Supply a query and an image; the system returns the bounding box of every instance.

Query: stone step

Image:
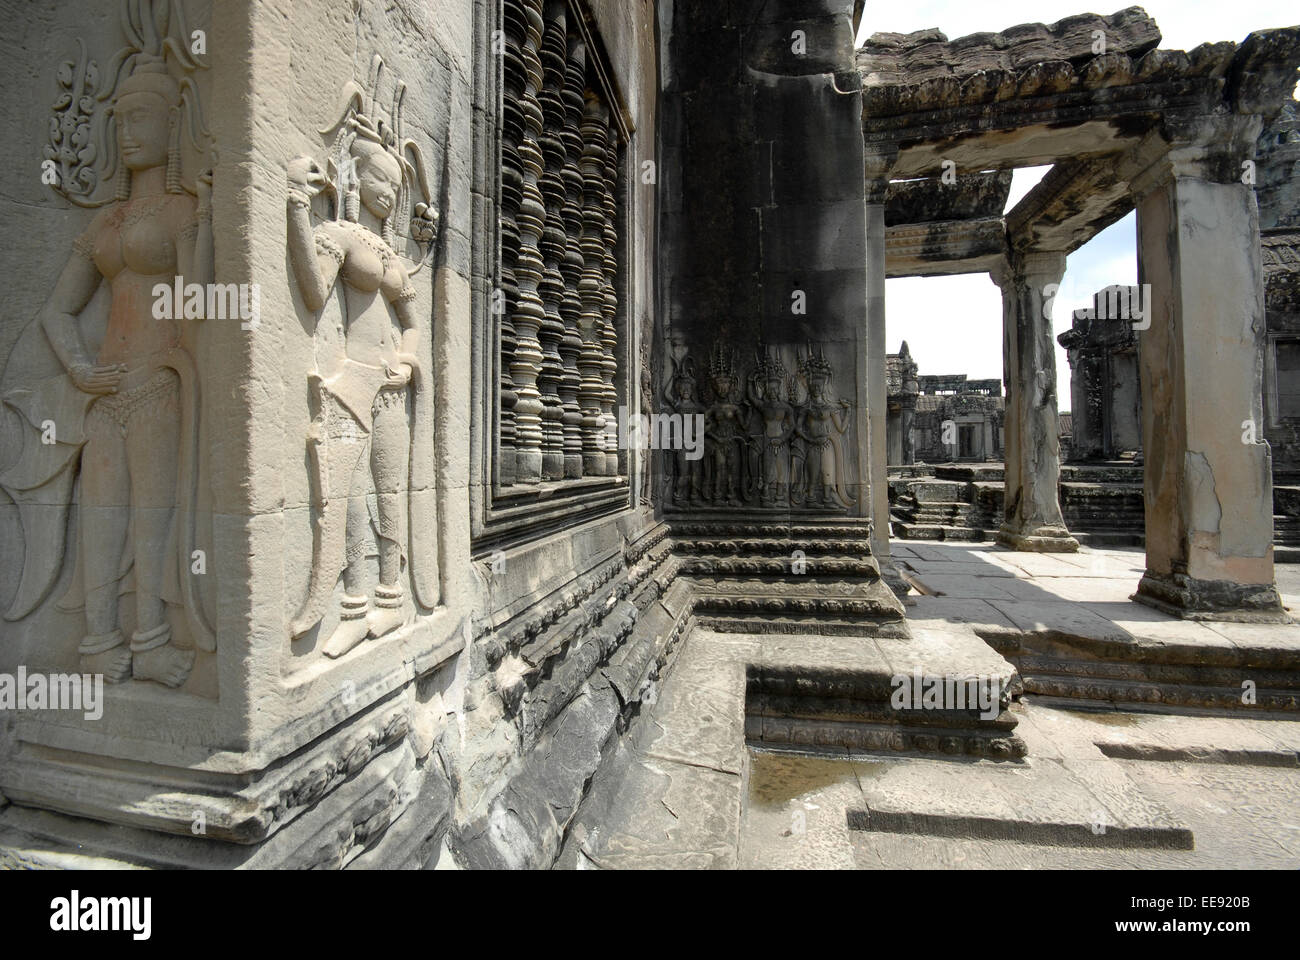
[891,521,989,542]
[1274,485,1300,515]
[845,756,1192,849]
[908,480,968,502]
[934,465,1005,482]
[687,580,909,638]
[896,503,980,524]
[744,627,1025,760]
[981,628,1300,715]
[1059,464,1144,483]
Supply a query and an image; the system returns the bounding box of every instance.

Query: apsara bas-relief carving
[661,353,705,505]
[1,0,214,689]
[661,341,858,512]
[44,0,208,209]
[286,55,441,659]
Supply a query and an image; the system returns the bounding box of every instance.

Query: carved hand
[197,149,216,209]
[70,362,126,395]
[384,362,413,387]
[287,156,328,200]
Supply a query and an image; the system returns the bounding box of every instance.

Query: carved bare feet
[366,585,404,638]
[366,608,403,638]
[323,595,370,659]
[80,644,133,684]
[132,645,195,688]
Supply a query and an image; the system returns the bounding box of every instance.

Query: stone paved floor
[894,542,1300,648]
[557,544,1300,870]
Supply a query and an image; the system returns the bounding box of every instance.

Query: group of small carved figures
[659,343,857,510]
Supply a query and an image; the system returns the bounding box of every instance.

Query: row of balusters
[500,0,622,486]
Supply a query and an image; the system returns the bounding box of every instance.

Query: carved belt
[91,369,178,431]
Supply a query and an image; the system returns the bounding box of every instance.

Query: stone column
[1130,146,1287,621]
[865,152,895,564]
[993,253,1078,552]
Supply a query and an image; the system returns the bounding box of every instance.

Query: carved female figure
[1,56,214,687]
[662,354,704,505]
[793,345,855,509]
[286,69,438,659]
[703,344,749,506]
[747,348,794,506]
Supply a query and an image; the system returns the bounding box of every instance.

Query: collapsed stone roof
[884,169,1012,226]
[858,5,1300,168]
[860,6,1161,90]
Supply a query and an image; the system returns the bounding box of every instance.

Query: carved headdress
[47,0,209,206]
[798,342,834,386]
[708,343,736,380]
[753,343,788,383]
[320,55,438,259]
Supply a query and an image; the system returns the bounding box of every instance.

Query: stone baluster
[578,90,609,476]
[498,0,527,486]
[600,116,620,477]
[558,32,586,479]
[509,0,547,484]
[537,0,568,481]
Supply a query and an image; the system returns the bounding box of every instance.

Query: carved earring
[165,109,182,194]
[114,164,131,202]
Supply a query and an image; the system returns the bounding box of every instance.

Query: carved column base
[1134,571,1291,624]
[996,524,1079,553]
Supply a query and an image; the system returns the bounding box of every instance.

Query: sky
[860,1,1300,411]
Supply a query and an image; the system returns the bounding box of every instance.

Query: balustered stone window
[1275,338,1300,420]
[497,0,627,505]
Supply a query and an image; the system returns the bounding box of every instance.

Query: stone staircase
[1275,485,1300,564]
[891,473,995,541]
[669,518,910,637]
[1058,464,1145,547]
[890,463,1296,560]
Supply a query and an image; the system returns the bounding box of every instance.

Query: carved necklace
[345,221,396,268]
[111,195,177,231]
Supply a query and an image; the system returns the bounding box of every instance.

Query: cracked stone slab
[849,754,1192,849]
[909,574,1022,600]
[905,596,1018,631]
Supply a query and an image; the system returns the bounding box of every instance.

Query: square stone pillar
[866,151,905,594]
[993,253,1078,552]
[1130,148,1288,621]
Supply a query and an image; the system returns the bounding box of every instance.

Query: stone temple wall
[0,0,664,870]
[658,0,872,516]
